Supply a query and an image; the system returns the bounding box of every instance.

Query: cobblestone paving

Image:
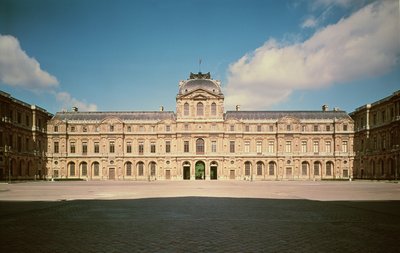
[1,181,399,252]
[1,197,399,252]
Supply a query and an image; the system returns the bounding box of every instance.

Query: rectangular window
[325,141,331,153]
[54,141,59,153]
[184,141,189,153]
[166,141,171,153]
[285,141,291,153]
[257,163,263,176]
[326,125,330,131]
[343,124,348,131]
[127,142,132,153]
[230,125,235,131]
[256,141,262,153]
[302,125,306,132]
[286,125,291,131]
[230,141,235,153]
[313,141,319,153]
[127,126,131,132]
[257,125,262,132]
[139,142,144,155]
[71,126,75,132]
[314,125,318,132]
[70,142,76,153]
[245,125,250,132]
[109,141,115,153]
[110,125,114,132]
[17,136,22,152]
[82,141,88,154]
[54,126,58,132]
[301,141,307,153]
[244,141,250,153]
[342,141,348,153]
[150,142,156,153]
[268,141,274,153]
[94,142,99,153]
[269,125,274,132]
[166,125,171,132]
[211,141,217,153]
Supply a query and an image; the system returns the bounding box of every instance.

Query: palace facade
[45,72,354,181]
[0,91,52,181]
[350,91,400,179]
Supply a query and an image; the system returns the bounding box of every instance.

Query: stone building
[350,90,400,179]
[0,91,52,180]
[45,72,354,180]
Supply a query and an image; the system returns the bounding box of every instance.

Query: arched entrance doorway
[210,161,218,180]
[195,161,205,180]
[183,161,190,180]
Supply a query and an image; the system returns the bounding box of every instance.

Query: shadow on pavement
[1,197,399,252]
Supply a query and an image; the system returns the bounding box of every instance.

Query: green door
[195,162,205,180]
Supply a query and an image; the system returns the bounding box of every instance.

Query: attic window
[185,89,188,92]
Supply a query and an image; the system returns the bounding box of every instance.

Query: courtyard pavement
[0,180,399,252]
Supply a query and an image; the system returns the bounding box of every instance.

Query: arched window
[69,162,75,176]
[137,162,144,176]
[92,162,99,176]
[197,102,204,116]
[196,138,205,154]
[245,161,251,176]
[184,103,189,116]
[268,161,276,176]
[326,161,333,176]
[150,162,156,177]
[302,161,309,176]
[80,162,87,176]
[126,162,132,176]
[211,102,217,116]
[256,161,264,176]
[314,161,320,176]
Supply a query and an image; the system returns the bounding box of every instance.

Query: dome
[178,72,222,95]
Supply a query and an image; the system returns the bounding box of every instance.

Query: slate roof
[52,111,176,121]
[225,111,352,120]
[178,79,222,95]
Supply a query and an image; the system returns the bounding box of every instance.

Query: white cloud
[301,17,318,28]
[225,1,399,110]
[0,34,98,112]
[55,91,98,111]
[0,34,59,89]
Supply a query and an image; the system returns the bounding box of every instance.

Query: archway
[183,161,190,180]
[195,161,205,180]
[210,161,218,180]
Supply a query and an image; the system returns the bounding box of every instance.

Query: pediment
[178,89,222,100]
[101,116,123,124]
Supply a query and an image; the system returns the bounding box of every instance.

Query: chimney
[236,105,240,111]
[72,107,78,112]
[159,106,164,112]
[322,105,328,112]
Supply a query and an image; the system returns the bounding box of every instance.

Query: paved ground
[0,181,399,252]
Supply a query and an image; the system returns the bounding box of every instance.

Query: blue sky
[0,0,398,114]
